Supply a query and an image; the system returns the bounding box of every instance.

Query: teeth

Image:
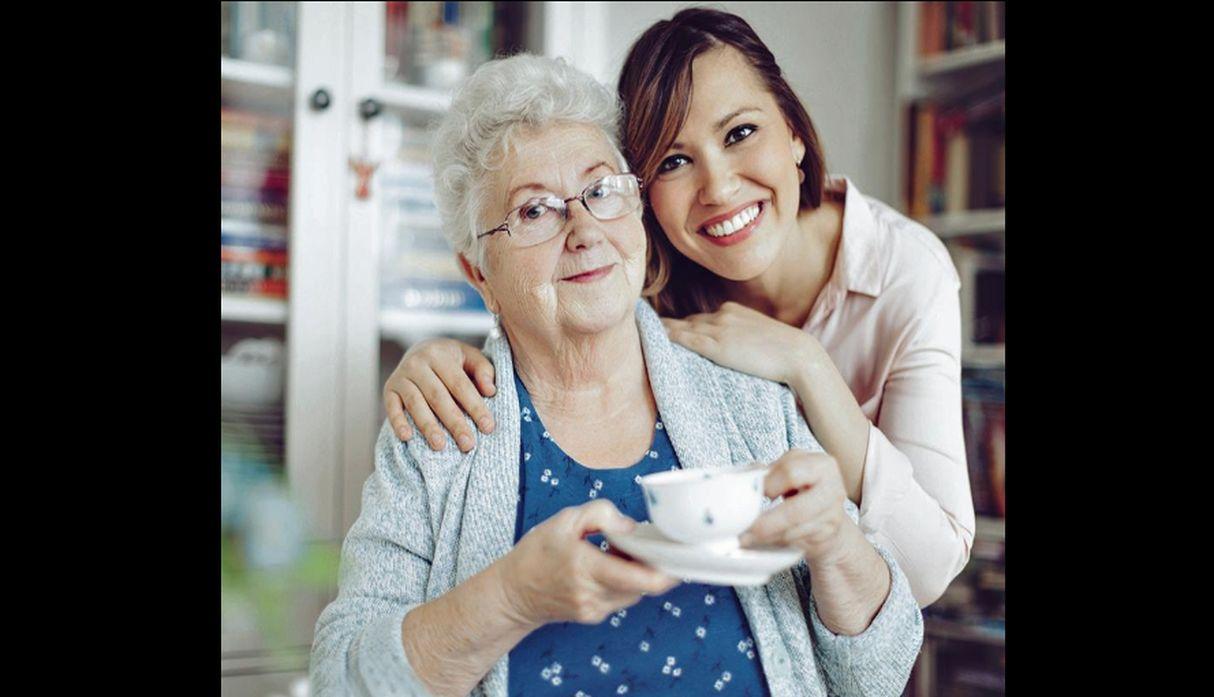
[704,204,760,237]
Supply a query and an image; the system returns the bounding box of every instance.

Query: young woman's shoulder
[863,195,961,301]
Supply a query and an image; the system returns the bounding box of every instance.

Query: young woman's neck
[725,198,844,327]
[507,315,652,423]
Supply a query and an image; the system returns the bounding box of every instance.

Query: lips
[696,201,766,247]
[560,264,615,283]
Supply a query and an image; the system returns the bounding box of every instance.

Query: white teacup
[638,465,769,551]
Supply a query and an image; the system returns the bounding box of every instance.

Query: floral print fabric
[508,373,769,696]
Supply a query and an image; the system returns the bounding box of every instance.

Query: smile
[560,264,615,283]
[697,201,765,246]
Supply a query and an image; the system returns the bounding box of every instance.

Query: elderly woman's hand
[739,449,850,566]
[383,338,497,452]
[742,450,893,635]
[499,500,680,627]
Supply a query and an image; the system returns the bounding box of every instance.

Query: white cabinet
[221,2,607,687]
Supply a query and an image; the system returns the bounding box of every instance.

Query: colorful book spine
[221,246,289,267]
[221,200,288,225]
[919,1,1004,56]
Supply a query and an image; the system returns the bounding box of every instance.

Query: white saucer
[604,523,803,587]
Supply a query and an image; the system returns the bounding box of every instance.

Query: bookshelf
[895,4,1005,696]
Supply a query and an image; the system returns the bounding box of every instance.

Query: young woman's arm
[383,339,498,452]
[663,286,973,607]
[661,302,870,496]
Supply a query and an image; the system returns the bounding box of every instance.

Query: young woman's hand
[740,449,850,566]
[498,500,680,628]
[382,338,497,452]
[661,301,822,387]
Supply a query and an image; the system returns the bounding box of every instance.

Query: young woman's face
[646,45,806,282]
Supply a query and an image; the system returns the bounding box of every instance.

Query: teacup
[638,464,769,551]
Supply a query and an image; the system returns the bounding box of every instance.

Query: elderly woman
[310,54,922,697]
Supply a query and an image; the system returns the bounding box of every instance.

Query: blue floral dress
[507,373,770,696]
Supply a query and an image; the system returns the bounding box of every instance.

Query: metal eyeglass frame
[476,173,644,245]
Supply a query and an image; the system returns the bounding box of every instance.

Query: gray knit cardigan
[311,300,923,696]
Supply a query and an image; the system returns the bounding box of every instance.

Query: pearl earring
[488,312,502,340]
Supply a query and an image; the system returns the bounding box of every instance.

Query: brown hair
[618,7,828,318]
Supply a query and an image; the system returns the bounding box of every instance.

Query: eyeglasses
[477,173,644,248]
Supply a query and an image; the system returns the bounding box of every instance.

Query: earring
[488,312,502,340]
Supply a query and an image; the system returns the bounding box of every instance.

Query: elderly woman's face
[474,122,647,339]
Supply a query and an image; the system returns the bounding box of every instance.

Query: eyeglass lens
[509,175,639,245]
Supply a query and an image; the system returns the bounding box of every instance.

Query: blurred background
[219,2,1004,695]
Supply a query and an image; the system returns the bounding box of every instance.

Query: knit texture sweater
[310,300,923,696]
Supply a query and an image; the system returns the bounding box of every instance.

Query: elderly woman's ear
[458,253,500,315]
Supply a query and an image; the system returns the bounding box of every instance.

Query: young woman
[381,8,974,607]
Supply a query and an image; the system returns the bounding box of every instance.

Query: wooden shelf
[920,40,1005,78]
[922,208,1004,238]
[222,295,288,324]
[380,308,494,344]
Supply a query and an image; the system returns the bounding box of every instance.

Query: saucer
[604,523,803,587]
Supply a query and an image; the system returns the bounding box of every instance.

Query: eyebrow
[668,107,762,151]
[505,161,614,206]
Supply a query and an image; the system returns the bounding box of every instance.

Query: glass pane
[222,1,298,67]
[378,111,486,315]
[222,1,317,657]
[384,2,530,89]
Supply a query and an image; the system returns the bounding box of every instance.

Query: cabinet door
[283,1,350,543]
[222,0,347,660]
[336,3,613,535]
[340,2,542,535]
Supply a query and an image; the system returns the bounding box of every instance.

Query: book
[221,147,292,171]
[939,107,969,215]
[221,199,288,225]
[221,233,288,252]
[221,125,292,153]
[961,369,1005,518]
[950,2,977,50]
[221,185,290,206]
[381,277,486,313]
[919,1,1003,57]
[221,278,288,299]
[221,246,289,267]
[222,166,291,192]
[911,103,937,218]
[944,129,970,215]
[221,108,292,131]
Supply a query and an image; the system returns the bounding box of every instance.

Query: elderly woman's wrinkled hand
[739,450,850,566]
[499,500,680,628]
[383,337,498,452]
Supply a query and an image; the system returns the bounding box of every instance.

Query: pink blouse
[805,177,975,607]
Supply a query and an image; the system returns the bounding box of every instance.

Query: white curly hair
[431,53,628,265]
